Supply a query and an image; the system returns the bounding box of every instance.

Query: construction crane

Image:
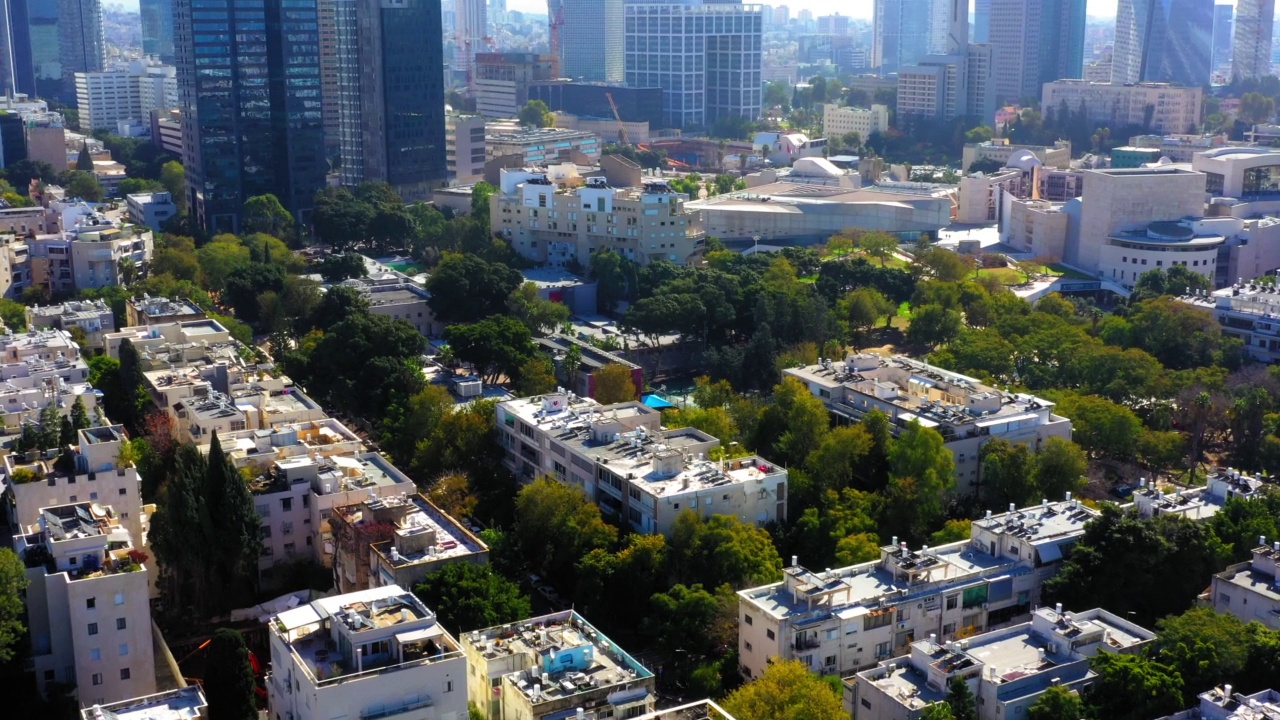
[605,92,630,147]
[549,1,565,78]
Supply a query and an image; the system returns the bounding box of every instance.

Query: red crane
[549,1,565,78]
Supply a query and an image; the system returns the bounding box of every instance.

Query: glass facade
[1242,165,1280,197]
[1115,0,1213,86]
[141,0,176,63]
[872,0,936,74]
[177,0,325,233]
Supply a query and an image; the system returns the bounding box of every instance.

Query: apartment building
[493,168,704,267]
[783,355,1072,492]
[267,586,468,720]
[1130,469,1264,520]
[125,296,206,327]
[75,59,178,133]
[1209,538,1280,631]
[447,114,487,185]
[344,275,442,337]
[461,610,656,720]
[1040,81,1203,134]
[849,606,1154,720]
[212,419,416,586]
[1183,283,1280,362]
[0,328,99,432]
[81,686,208,720]
[15,502,156,705]
[822,104,891,140]
[486,126,602,166]
[26,299,116,349]
[330,492,488,594]
[0,205,60,235]
[495,392,788,537]
[24,212,153,296]
[1163,686,1280,720]
[474,53,557,120]
[737,497,1099,680]
[125,192,179,232]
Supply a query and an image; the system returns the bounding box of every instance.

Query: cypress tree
[76,142,93,172]
[70,396,90,431]
[206,432,263,608]
[203,629,258,720]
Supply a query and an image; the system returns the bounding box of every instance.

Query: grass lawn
[1045,263,1095,280]
[978,267,1027,286]
[896,302,913,319]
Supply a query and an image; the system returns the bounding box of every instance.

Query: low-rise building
[462,610,656,720]
[267,586,468,720]
[486,126,602,166]
[1041,81,1203,134]
[496,392,788,536]
[330,492,488,594]
[521,267,597,316]
[1160,686,1280,720]
[340,277,441,337]
[15,501,156,705]
[26,299,116,349]
[25,211,153,295]
[1182,282,1280,363]
[753,131,829,166]
[125,296,206,326]
[822,104,891,140]
[849,606,1154,720]
[0,327,100,431]
[784,355,1072,491]
[1209,538,1280,631]
[961,139,1072,172]
[1130,469,1264,520]
[125,192,178,232]
[1131,132,1232,163]
[447,114,487,185]
[737,498,1099,680]
[534,334,641,400]
[80,686,208,720]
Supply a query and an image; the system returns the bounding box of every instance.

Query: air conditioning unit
[897,622,909,630]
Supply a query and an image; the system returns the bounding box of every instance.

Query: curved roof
[1006,150,1042,171]
[792,157,843,177]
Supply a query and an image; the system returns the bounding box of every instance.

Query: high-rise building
[140,0,175,63]
[58,0,106,102]
[1112,0,1214,86]
[1233,0,1275,80]
[895,0,993,121]
[337,0,447,201]
[11,0,103,101]
[773,5,789,26]
[1213,4,1234,69]
[176,0,326,233]
[551,0,624,83]
[474,52,556,119]
[0,2,15,96]
[973,0,990,42]
[75,58,177,133]
[317,0,340,160]
[454,0,486,84]
[873,0,941,74]
[490,0,506,25]
[624,0,763,129]
[989,0,1086,105]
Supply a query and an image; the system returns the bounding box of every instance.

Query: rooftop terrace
[82,687,206,720]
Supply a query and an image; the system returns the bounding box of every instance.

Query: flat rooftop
[366,494,488,566]
[972,499,1100,547]
[1217,564,1280,602]
[82,687,206,720]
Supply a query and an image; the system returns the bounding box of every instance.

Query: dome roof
[1006,150,1042,171]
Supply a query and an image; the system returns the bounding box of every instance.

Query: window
[445,681,454,693]
[862,699,872,710]
[1218,593,1232,606]
[945,594,959,610]
[744,641,752,652]
[875,641,890,657]
[767,629,775,640]
[116,618,127,630]
[282,521,293,536]
[823,654,836,668]
[625,707,646,719]
[86,597,96,609]
[744,614,753,625]
[120,668,131,680]
[119,487,127,496]
[281,497,292,512]
[88,623,99,636]
[92,673,103,686]
[119,644,129,656]
[284,542,296,556]
[90,648,101,661]
[826,628,838,640]
[943,622,957,635]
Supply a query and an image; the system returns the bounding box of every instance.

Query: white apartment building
[783,355,1072,492]
[1130,469,1264,521]
[493,168,705,267]
[1209,539,1280,631]
[1183,282,1280,362]
[849,606,1154,720]
[462,610,656,720]
[75,59,178,133]
[126,296,206,326]
[212,419,418,586]
[81,686,208,720]
[737,498,1097,680]
[25,212,154,296]
[1040,81,1203,134]
[823,104,891,140]
[495,392,788,537]
[344,275,442,337]
[26,299,116,349]
[0,328,99,432]
[486,126,602,166]
[447,114,487,185]
[267,586,468,720]
[330,493,488,594]
[623,0,764,128]
[125,192,179,232]
[1162,687,1280,720]
[15,502,156,705]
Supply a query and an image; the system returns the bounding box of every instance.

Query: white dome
[791,157,843,177]
[1006,150,1042,171]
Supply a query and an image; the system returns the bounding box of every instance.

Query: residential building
[1130,469,1264,520]
[25,299,115,348]
[492,166,703,267]
[335,0,447,202]
[623,0,764,129]
[149,109,183,157]
[24,212,153,296]
[1209,538,1280,630]
[534,333,642,399]
[872,0,943,74]
[1213,4,1234,69]
[330,492,488,593]
[81,686,207,720]
[0,326,98,430]
[75,59,178,133]
[1131,132,1231,162]
[448,114,487,185]
[551,0,625,83]
[125,192,179,232]
[528,83,665,129]
[454,0,486,86]
[784,354,1071,491]
[125,296,205,327]
[475,53,556,119]
[1112,0,1213,86]
[15,501,156,705]
[822,104,891,140]
[495,392,788,536]
[486,125,602,166]
[738,498,1100,680]
[267,586,468,720]
[849,606,1154,720]
[0,204,58,235]
[753,131,828,166]
[140,0,176,63]
[1233,0,1275,81]
[988,0,1086,105]
[1160,687,1280,720]
[176,0,326,234]
[961,139,1071,172]
[1041,80,1203,135]
[1182,281,1280,362]
[462,610,656,720]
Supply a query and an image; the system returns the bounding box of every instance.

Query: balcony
[361,696,433,720]
[793,635,820,651]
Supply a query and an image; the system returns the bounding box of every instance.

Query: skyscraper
[336,0,447,201]
[58,0,105,102]
[455,0,486,85]
[989,0,1086,104]
[624,0,762,129]
[551,0,624,83]
[872,0,942,75]
[140,0,176,63]
[10,0,103,101]
[176,0,326,233]
[0,2,15,96]
[1112,0,1213,86]
[1233,0,1275,80]
[1212,4,1234,69]
[972,0,990,42]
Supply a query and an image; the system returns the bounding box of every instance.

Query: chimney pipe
[1008,503,1015,512]
[791,555,798,567]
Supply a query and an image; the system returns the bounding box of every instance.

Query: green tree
[669,510,783,589]
[76,141,93,171]
[1034,437,1088,500]
[643,583,738,656]
[70,396,90,432]
[518,99,554,128]
[160,161,186,212]
[980,438,1037,508]
[1240,92,1276,125]
[946,677,978,720]
[516,355,558,396]
[312,186,372,250]
[203,629,259,720]
[445,315,536,384]
[196,236,253,291]
[907,304,962,347]
[805,424,873,494]
[1084,653,1184,720]
[0,297,27,330]
[514,477,617,589]
[64,170,104,202]
[921,704,955,720]
[242,193,294,238]
[413,562,532,634]
[426,254,524,323]
[882,421,955,543]
[842,287,894,341]
[0,548,28,662]
[1027,685,1084,720]
[722,659,846,720]
[857,231,899,267]
[118,177,165,195]
[316,253,368,282]
[1049,392,1142,459]
[206,432,263,606]
[754,377,830,466]
[593,363,637,403]
[1150,608,1251,698]
[507,282,570,336]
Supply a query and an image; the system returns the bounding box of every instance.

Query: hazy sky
[105,0,1239,22]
